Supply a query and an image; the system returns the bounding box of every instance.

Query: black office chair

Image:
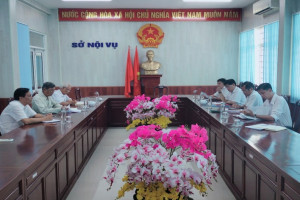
[238,82,243,88]
[75,88,81,101]
[282,95,289,103]
[292,100,300,133]
[32,90,38,97]
[8,97,14,103]
[153,86,168,97]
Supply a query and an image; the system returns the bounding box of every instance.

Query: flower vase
[133,189,193,200]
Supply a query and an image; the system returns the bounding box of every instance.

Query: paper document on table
[69,108,81,113]
[0,139,14,142]
[227,109,243,114]
[233,113,256,120]
[42,119,60,123]
[245,124,287,131]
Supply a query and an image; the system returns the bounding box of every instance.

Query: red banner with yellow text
[59,9,241,22]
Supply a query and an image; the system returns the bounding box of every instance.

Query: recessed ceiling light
[183,0,232,2]
[62,0,112,2]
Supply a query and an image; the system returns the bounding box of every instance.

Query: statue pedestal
[140,74,162,97]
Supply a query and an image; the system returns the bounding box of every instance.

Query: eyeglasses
[46,88,55,92]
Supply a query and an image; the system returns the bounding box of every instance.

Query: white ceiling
[34,0,257,9]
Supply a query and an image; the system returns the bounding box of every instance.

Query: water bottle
[220,102,225,112]
[208,96,212,109]
[95,91,100,102]
[61,107,67,123]
[85,97,89,109]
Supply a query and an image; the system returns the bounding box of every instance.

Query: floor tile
[67,128,236,200]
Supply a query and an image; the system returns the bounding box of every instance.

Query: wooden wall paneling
[67,86,217,101]
[0,98,9,115]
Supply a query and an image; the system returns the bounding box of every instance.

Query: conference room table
[0,95,299,200]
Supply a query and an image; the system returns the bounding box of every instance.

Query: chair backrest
[8,97,14,103]
[153,86,168,97]
[282,95,289,103]
[75,88,81,101]
[292,100,300,133]
[32,90,38,97]
[238,82,243,88]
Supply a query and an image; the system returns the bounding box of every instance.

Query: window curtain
[291,13,300,103]
[239,30,255,82]
[263,21,279,92]
[17,23,32,91]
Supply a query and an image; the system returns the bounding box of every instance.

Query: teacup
[233,119,242,126]
[88,101,96,107]
[200,99,208,105]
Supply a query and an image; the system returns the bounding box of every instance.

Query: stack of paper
[245,124,287,131]
[227,109,243,114]
[233,113,256,120]
[42,119,60,123]
[69,108,81,113]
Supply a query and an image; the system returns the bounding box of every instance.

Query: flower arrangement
[124,95,178,130]
[104,124,218,200]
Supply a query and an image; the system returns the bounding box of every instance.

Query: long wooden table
[0,96,299,200]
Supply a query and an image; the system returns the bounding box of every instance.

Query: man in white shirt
[232,81,263,111]
[220,79,246,105]
[0,88,53,135]
[243,83,292,127]
[212,78,230,100]
[52,84,76,106]
[32,82,62,114]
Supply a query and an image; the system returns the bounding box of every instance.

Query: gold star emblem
[147,28,154,34]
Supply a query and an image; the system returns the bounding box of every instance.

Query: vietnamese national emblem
[137,24,164,48]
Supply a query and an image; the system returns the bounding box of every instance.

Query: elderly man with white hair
[52,84,76,106]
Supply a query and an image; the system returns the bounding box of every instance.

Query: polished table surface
[0,96,117,191]
[191,98,300,184]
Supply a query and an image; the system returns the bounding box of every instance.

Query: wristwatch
[218,91,222,94]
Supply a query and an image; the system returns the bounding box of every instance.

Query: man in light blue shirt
[32,82,62,114]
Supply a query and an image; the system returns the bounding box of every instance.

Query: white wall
[16,1,49,34]
[241,4,279,32]
[0,0,20,97]
[58,21,241,86]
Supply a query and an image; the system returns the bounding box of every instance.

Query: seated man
[243,83,292,127]
[0,88,53,135]
[220,79,246,105]
[232,81,263,110]
[52,84,76,106]
[32,82,62,114]
[212,78,230,100]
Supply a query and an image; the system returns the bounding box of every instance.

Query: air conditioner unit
[253,0,279,15]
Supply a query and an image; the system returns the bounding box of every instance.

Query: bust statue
[140,50,161,75]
